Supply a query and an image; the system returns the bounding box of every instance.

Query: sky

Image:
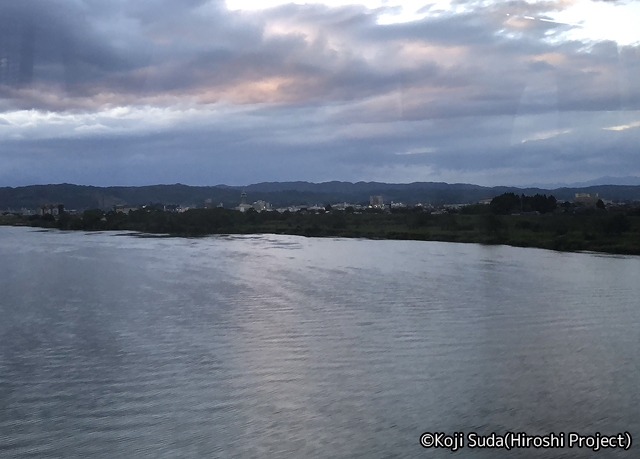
[0,0,639,187]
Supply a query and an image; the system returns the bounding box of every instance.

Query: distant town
[11,190,636,219]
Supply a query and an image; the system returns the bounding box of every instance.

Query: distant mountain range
[526,176,640,188]
[2,181,640,211]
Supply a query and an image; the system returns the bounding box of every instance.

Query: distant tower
[236,191,251,213]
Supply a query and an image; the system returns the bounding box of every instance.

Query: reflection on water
[1,227,639,458]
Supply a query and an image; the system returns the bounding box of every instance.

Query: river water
[1,226,639,458]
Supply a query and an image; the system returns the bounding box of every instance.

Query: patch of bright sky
[545,0,640,46]
[0,105,249,140]
[228,0,640,45]
[604,120,640,132]
[396,147,436,155]
[520,129,571,144]
[225,0,457,24]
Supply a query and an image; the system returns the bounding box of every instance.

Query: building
[38,203,64,216]
[370,195,384,207]
[253,200,271,212]
[332,202,357,211]
[235,191,253,212]
[573,193,601,206]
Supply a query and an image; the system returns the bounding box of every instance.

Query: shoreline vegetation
[2,193,640,256]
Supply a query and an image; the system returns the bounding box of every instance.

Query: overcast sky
[0,0,638,187]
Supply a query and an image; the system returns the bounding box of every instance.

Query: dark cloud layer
[0,0,639,186]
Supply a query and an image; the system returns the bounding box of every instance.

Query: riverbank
[3,208,640,256]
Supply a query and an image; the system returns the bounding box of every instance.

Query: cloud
[604,120,640,131]
[396,147,437,155]
[0,0,634,114]
[0,0,639,187]
[521,129,571,143]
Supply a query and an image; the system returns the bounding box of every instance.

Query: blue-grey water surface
[1,226,639,458]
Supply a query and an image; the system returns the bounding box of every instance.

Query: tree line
[490,193,558,215]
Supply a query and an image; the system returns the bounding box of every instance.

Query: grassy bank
[3,207,640,256]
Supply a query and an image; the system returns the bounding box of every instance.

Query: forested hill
[2,182,640,211]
